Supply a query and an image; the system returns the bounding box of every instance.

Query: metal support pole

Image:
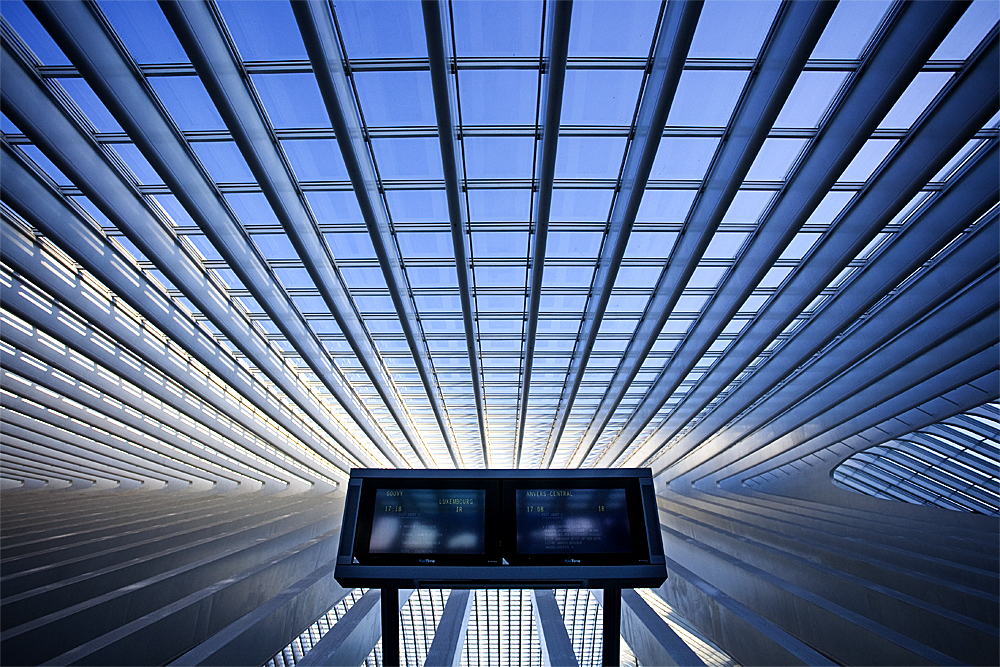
[603,587,621,666]
[382,587,400,667]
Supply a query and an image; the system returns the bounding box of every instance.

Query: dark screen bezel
[353,478,501,565]
[501,478,650,566]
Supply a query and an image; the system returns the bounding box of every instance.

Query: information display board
[514,488,631,556]
[336,469,666,588]
[351,479,499,566]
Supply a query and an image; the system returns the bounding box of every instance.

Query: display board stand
[380,586,623,667]
[382,587,400,667]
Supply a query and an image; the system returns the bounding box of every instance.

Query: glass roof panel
[335,0,428,59]
[745,139,808,181]
[649,137,720,181]
[281,140,350,182]
[772,71,850,128]
[809,0,893,59]
[687,0,780,59]
[468,189,531,222]
[2,0,71,64]
[216,0,307,60]
[54,79,123,133]
[561,70,644,126]
[191,141,255,182]
[931,0,1000,60]
[555,137,628,180]
[251,73,330,129]
[459,70,540,126]
[451,0,543,57]
[550,189,614,222]
[354,71,438,127]
[666,71,749,127]
[567,0,662,57]
[149,76,227,131]
[370,138,445,180]
[96,0,187,63]
[463,137,535,179]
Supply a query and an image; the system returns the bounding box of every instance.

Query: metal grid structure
[1,0,997,665]
[830,402,999,514]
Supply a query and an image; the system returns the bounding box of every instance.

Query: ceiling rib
[610,0,971,465]
[293,0,460,468]
[0,353,257,489]
[658,206,999,479]
[129,0,418,467]
[630,31,1000,470]
[0,253,340,487]
[422,0,490,466]
[545,0,704,468]
[579,0,837,467]
[2,19,381,469]
[0,139,358,475]
[677,221,1000,482]
[515,0,573,468]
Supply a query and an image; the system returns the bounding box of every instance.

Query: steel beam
[544,0,703,467]
[515,0,573,468]
[0,386,231,490]
[613,1,972,466]
[0,340,282,488]
[0,139,371,470]
[570,0,836,466]
[0,258,340,488]
[148,0,430,468]
[425,589,474,667]
[633,160,997,474]
[422,0,493,464]
[1,294,324,489]
[531,589,579,667]
[698,276,999,485]
[675,237,997,480]
[293,0,459,467]
[296,588,413,667]
[0,434,154,488]
[625,29,999,469]
[618,589,705,667]
[26,0,405,468]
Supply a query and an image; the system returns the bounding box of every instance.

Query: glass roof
[1,0,997,664]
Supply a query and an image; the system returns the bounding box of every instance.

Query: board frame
[335,468,666,589]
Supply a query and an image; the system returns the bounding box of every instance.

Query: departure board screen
[515,488,631,555]
[369,488,485,555]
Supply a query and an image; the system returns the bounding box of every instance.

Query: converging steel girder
[0,244,341,488]
[515,0,573,468]
[422,0,490,465]
[0,282,324,489]
[293,0,460,468]
[690,267,1000,485]
[663,208,999,481]
[0,144,358,475]
[0,344,277,489]
[27,0,410,468]
[546,0,704,468]
[635,138,1000,472]
[0,315,308,489]
[610,1,978,466]
[575,0,837,468]
[0,422,179,489]
[0,382,241,490]
[713,351,999,489]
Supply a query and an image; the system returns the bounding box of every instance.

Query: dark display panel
[515,488,631,555]
[369,488,485,555]
[337,469,666,587]
[503,478,650,565]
